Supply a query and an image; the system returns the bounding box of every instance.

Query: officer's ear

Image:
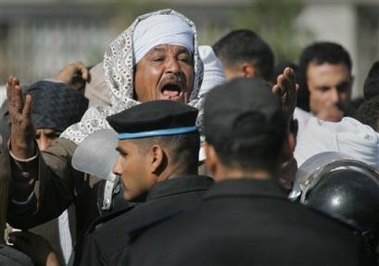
[239,62,258,78]
[149,144,166,175]
[204,142,219,178]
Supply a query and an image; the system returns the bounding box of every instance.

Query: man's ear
[149,145,166,175]
[204,142,219,176]
[240,63,258,78]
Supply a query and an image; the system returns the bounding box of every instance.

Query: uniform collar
[204,178,287,200]
[146,175,214,201]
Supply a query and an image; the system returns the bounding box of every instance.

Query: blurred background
[0,0,378,98]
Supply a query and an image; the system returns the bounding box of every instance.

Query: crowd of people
[0,7,379,266]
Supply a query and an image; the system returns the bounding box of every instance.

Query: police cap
[204,77,287,145]
[106,100,198,140]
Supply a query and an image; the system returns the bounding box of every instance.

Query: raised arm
[272,67,298,118]
[7,75,36,159]
[54,61,90,90]
[5,76,81,229]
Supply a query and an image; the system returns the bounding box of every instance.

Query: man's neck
[157,164,198,182]
[214,167,273,182]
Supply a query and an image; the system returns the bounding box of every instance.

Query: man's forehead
[36,128,57,134]
[307,62,351,78]
[148,44,191,54]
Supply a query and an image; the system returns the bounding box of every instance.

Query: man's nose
[112,156,123,176]
[165,58,181,74]
[329,88,339,104]
[37,136,53,151]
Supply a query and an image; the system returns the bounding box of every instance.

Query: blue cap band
[118,126,198,140]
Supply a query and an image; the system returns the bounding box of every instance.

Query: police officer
[79,100,214,266]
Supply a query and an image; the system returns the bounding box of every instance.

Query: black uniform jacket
[79,175,214,266]
[129,178,376,266]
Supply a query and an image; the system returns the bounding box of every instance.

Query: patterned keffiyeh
[61,9,204,144]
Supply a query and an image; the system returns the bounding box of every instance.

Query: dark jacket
[4,138,132,265]
[129,178,375,266]
[79,175,214,266]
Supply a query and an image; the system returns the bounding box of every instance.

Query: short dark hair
[353,96,379,132]
[299,41,352,74]
[214,128,286,173]
[213,29,274,81]
[134,131,200,172]
[363,60,379,100]
[204,78,287,173]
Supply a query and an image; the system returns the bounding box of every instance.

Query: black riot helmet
[289,152,379,251]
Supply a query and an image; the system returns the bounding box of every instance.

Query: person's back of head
[354,96,379,132]
[299,41,352,74]
[363,60,379,100]
[213,29,274,82]
[203,77,288,179]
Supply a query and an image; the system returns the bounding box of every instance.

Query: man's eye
[317,86,330,92]
[179,56,191,63]
[47,132,61,139]
[153,57,164,62]
[116,147,128,158]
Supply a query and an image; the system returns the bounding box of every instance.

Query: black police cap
[204,77,287,145]
[106,100,198,139]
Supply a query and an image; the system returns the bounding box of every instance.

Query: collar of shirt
[204,178,287,200]
[146,175,214,201]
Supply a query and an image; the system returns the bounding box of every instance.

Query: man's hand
[54,61,90,90]
[6,76,36,159]
[8,231,61,266]
[272,67,298,117]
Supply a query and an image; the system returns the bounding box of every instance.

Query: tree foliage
[231,0,314,64]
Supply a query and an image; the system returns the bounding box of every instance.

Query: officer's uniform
[80,175,212,266]
[79,100,214,266]
[129,178,372,266]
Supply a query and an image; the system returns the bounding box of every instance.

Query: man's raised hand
[6,75,36,158]
[272,67,298,117]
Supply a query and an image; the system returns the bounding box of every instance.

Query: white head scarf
[197,45,226,97]
[196,45,226,144]
[133,15,194,64]
[294,117,379,168]
[61,9,203,144]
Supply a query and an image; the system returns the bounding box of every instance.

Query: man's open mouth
[161,83,182,99]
